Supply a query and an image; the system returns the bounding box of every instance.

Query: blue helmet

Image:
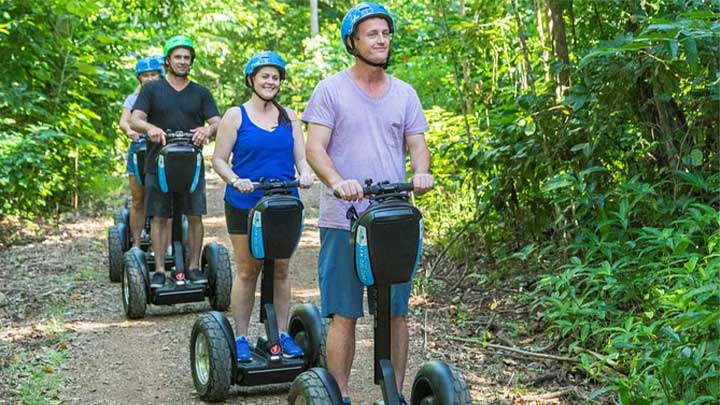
[135,56,164,78]
[340,2,394,53]
[244,51,286,87]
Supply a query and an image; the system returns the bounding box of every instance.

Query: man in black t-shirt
[130,35,221,288]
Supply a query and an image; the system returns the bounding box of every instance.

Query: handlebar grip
[252,180,300,190]
[397,183,414,192]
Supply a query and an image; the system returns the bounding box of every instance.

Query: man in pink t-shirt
[303,3,433,403]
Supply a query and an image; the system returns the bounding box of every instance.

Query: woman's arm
[119,108,140,141]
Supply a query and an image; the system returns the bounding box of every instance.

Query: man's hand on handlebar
[147,127,167,145]
[411,173,434,195]
[191,126,212,146]
[332,179,364,201]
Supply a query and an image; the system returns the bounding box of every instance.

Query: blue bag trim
[355,225,374,286]
[250,211,265,259]
[158,155,169,193]
[131,152,143,185]
[189,152,201,193]
[410,219,424,279]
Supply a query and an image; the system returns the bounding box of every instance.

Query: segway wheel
[114,207,129,227]
[122,249,147,319]
[410,360,472,405]
[288,368,342,405]
[190,313,232,402]
[289,304,327,369]
[108,225,124,282]
[204,243,232,311]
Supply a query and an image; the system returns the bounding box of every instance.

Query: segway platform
[121,131,232,319]
[152,281,206,306]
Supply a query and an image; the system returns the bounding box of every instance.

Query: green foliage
[1,0,718,401]
[394,0,719,402]
[9,347,68,404]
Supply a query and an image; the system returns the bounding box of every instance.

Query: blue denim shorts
[124,140,144,175]
[318,227,411,318]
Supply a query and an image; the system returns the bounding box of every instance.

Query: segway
[288,180,472,405]
[189,179,326,402]
[108,137,149,282]
[121,131,232,319]
[108,136,189,282]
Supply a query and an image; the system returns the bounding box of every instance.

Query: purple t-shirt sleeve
[302,80,335,129]
[404,88,428,136]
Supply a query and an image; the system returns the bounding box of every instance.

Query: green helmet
[163,35,195,59]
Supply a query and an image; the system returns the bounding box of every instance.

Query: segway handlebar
[333,180,414,198]
[165,130,195,144]
[252,179,300,191]
[363,181,414,196]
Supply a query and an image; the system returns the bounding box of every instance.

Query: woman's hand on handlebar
[127,130,141,142]
[299,171,313,189]
[411,173,434,195]
[231,177,254,193]
[147,127,167,145]
[332,179,364,201]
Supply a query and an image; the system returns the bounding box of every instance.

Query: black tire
[410,360,472,405]
[190,314,232,402]
[205,243,232,311]
[122,249,147,319]
[289,304,327,369]
[114,208,129,227]
[108,225,124,282]
[288,369,341,405]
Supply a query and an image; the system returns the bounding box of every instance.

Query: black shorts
[144,173,207,218]
[225,201,249,234]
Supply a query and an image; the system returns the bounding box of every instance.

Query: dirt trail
[0,158,599,404]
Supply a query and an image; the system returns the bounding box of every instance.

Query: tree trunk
[511,0,537,95]
[459,0,473,115]
[310,0,319,37]
[547,0,570,97]
[534,0,551,82]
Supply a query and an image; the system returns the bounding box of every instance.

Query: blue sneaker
[280,332,304,358]
[235,335,252,363]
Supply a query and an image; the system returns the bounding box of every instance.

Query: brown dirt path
[0,154,600,404]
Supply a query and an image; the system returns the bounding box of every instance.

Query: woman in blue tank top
[212,51,313,362]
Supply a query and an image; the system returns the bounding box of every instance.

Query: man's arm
[405,134,433,194]
[306,122,363,201]
[130,109,166,145]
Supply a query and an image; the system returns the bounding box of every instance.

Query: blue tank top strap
[239,104,249,127]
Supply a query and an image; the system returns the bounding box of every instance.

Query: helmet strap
[348,37,390,70]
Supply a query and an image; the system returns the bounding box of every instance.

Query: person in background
[118,56,164,249]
